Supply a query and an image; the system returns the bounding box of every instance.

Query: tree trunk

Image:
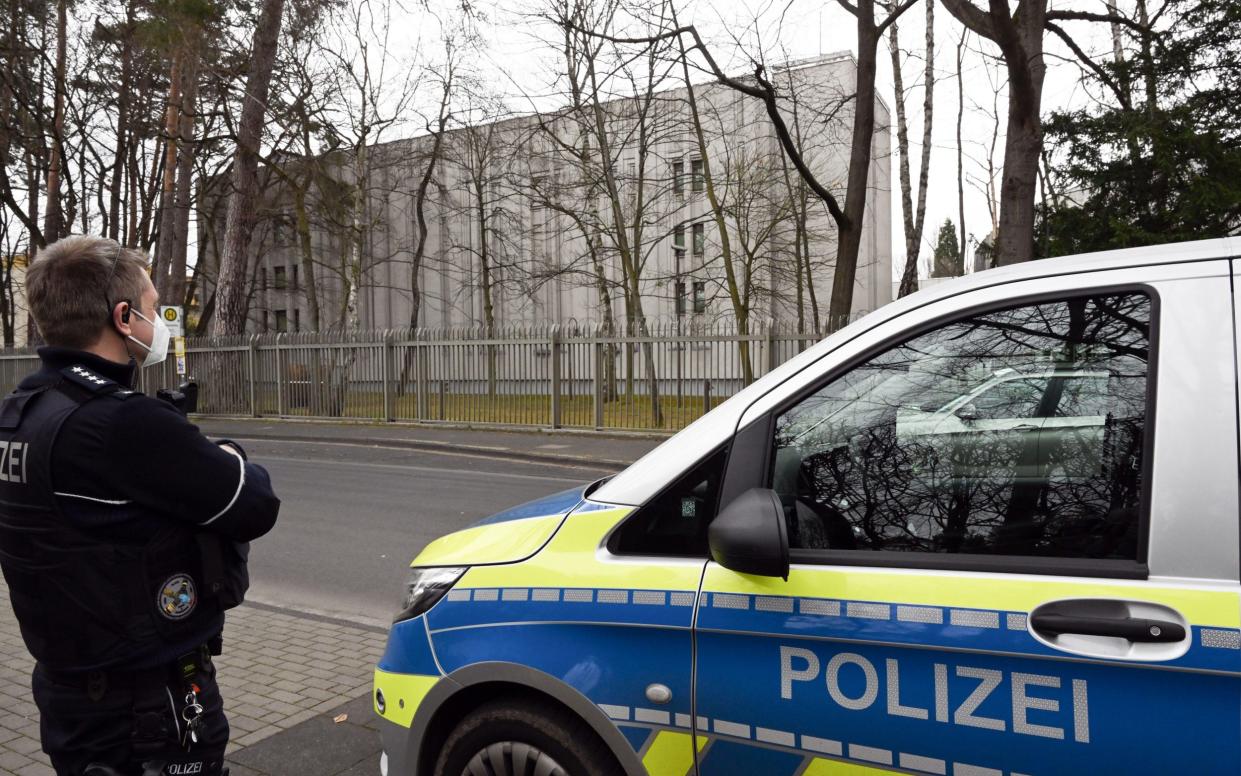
[41,0,66,241]
[890,0,934,297]
[678,34,751,382]
[108,3,134,241]
[956,29,967,268]
[292,184,320,330]
[166,49,201,304]
[410,109,449,330]
[994,24,1045,267]
[212,0,286,336]
[827,1,881,329]
[154,53,182,282]
[941,0,1048,266]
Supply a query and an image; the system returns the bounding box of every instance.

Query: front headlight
[394,566,466,623]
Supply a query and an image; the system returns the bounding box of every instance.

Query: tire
[433,698,625,776]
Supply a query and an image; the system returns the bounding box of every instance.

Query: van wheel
[434,698,623,776]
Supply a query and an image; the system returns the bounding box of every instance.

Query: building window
[273,216,294,247]
[691,158,704,193]
[674,248,686,272]
[673,224,685,248]
[292,265,299,292]
[293,309,301,332]
[273,266,287,290]
[692,223,705,256]
[676,281,687,316]
[692,281,706,314]
[672,161,684,196]
[531,175,548,208]
[275,310,288,332]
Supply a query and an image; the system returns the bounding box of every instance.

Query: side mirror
[956,403,979,422]
[708,488,790,580]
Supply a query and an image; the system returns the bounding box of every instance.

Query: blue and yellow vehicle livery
[374,239,1241,775]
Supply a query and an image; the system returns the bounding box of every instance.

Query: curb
[212,429,636,471]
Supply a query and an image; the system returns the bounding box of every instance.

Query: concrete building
[233,52,892,334]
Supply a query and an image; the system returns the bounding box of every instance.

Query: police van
[373,238,1241,775]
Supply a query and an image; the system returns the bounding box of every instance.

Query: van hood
[410,485,588,567]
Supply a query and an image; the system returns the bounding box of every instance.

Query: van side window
[770,293,1151,561]
[611,448,728,557]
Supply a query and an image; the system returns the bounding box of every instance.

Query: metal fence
[0,319,852,432]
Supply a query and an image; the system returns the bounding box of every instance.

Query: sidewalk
[0,577,386,775]
[192,417,665,469]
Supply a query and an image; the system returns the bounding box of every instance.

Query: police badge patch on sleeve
[158,574,198,620]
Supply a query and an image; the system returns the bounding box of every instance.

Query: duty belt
[38,639,219,702]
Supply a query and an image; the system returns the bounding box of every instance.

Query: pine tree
[1038,0,1241,257]
[931,219,962,278]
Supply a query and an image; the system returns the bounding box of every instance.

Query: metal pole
[416,343,428,420]
[766,324,777,374]
[275,333,286,416]
[703,378,711,415]
[550,325,562,429]
[247,335,258,417]
[381,332,394,422]
[593,330,604,430]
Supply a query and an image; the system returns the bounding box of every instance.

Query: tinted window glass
[771,293,1151,561]
[612,448,727,556]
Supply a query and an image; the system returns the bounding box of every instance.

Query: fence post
[381,331,395,422]
[593,326,604,430]
[766,324,777,374]
[416,343,428,420]
[247,335,258,417]
[550,325,562,429]
[438,380,446,420]
[703,378,712,415]
[275,333,286,417]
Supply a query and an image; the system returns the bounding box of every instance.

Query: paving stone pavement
[0,577,387,775]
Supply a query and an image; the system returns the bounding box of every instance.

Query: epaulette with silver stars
[60,365,136,397]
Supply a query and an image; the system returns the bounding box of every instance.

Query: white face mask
[129,308,171,368]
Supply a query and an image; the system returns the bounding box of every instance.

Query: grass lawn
[253,388,715,431]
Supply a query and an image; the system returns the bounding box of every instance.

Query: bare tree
[408,29,463,331]
[955,27,967,269]
[890,0,935,298]
[939,0,1150,265]
[562,0,916,330]
[212,0,286,336]
[533,0,684,422]
[41,0,67,241]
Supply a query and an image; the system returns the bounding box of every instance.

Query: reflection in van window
[771,293,1151,561]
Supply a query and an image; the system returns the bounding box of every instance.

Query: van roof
[905,237,1238,314]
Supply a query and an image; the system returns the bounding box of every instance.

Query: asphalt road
[233,438,616,626]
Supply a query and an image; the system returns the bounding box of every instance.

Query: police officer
[0,236,281,775]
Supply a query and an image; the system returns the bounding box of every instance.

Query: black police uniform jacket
[0,348,280,672]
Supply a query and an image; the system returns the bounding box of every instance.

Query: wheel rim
[463,741,570,776]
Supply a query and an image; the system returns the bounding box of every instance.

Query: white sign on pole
[174,336,187,377]
[159,305,185,338]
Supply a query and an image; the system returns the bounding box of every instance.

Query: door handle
[1030,612,1185,643]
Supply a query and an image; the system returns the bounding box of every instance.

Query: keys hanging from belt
[180,683,204,748]
[174,645,210,749]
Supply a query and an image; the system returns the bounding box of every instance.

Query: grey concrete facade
[238,52,892,334]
